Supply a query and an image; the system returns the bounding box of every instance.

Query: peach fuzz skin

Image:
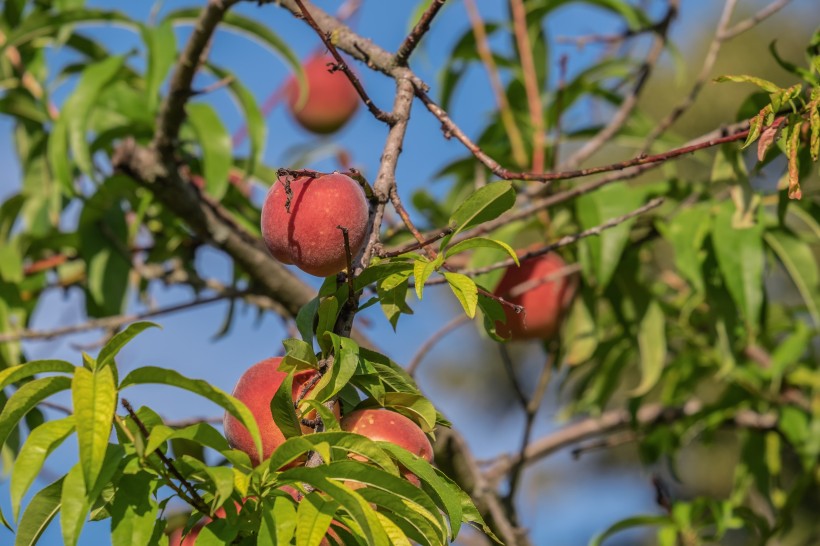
[223,357,340,466]
[261,173,369,278]
[285,53,360,135]
[493,252,577,341]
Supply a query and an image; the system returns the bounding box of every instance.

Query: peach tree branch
[484,400,777,485]
[0,294,233,343]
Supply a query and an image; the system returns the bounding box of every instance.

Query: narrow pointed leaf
[186,103,232,199]
[120,367,263,463]
[0,376,73,452]
[443,272,478,318]
[97,321,159,370]
[295,492,337,546]
[15,477,64,546]
[10,417,75,521]
[73,365,117,488]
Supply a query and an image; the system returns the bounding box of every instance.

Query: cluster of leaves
[0,322,495,545]
[405,3,820,544]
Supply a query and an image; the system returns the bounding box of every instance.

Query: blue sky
[0,0,814,544]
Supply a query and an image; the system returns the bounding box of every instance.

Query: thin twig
[380,227,454,258]
[417,91,760,184]
[560,0,678,169]
[292,0,395,124]
[407,315,470,377]
[0,294,233,343]
[420,198,663,287]
[509,0,545,172]
[640,0,738,153]
[720,0,792,40]
[484,399,777,484]
[154,0,241,154]
[501,347,554,517]
[395,0,448,65]
[463,0,528,168]
[121,399,211,515]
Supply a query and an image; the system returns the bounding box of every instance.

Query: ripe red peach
[261,173,369,277]
[285,53,360,134]
[493,252,577,341]
[223,358,340,466]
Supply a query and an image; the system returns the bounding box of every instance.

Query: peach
[285,53,359,134]
[223,358,340,466]
[493,252,577,341]
[261,173,369,277]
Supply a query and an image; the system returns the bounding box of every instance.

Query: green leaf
[0,241,23,284]
[145,423,230,456]
[296,297,320,344]
[10,417,75,521]
[4,8,135,55]
[276,465,394,546]
[271,371,303,441]
[443,272,478,318]
[630,300,666,396]
[97,321,159,370]
[0,360,75,391]
[68,55,126,173]
[258,495,297,546]
[61,445,123,546]
[711,202,764,336]
[280,338,319,372]
[110,472,159,546]
[119,367,263,464]
[444,237,519,266]
[78,179,131,318]
[295,492,337,546]
[208,63,266,178]
[0,376,73,453]
[447,181,515,238]
[714,74,782,93]
[316,297,340,355]
[377,275,413,330]
[661,203,711,292]
[139,20,176,114]
[379,443,463,538]
[590,515,671,546]
[164,9,303,90]
[413,258,437,300]
[267,432,398,475]
[73,365,117,489]
[472,294,505,343]
[309,334,359,404]
[576,183,644,290]
[765,229,820,327]
[15,477,64,546]
[186,103,232,199]
[60,464,90,546]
